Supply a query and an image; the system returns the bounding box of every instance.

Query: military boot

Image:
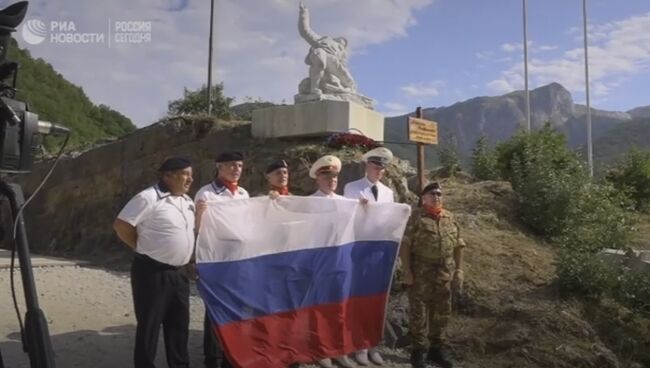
[426,346,452,368]
[410,348,426,368]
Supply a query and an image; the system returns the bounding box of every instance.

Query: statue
[295,2,374,110]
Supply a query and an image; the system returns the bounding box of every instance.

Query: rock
[591,344,620,368]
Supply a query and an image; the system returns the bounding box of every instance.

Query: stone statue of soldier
[296,2,373,109]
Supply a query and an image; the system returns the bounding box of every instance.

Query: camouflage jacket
[402,208,465,264]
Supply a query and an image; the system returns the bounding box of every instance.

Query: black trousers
[204,310,232,368]
[131,254,190,368]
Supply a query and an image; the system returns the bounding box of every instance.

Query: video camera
[0,1,69,173]
[0,2,71,367]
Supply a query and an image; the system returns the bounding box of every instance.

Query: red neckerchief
[219,178,238,195]
[423,205,443,221]
[271,185,289,196]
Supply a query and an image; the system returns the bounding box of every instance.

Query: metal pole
[523,0,531,131]
[207,0,215,115]
[583,0,593,177]
[415,107,425,194]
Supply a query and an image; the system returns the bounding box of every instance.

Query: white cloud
[486,79,515,94]
[487,12,650,98]
[501,42,522,53]
[500,41,558,54]
[13,0,434,126]
[475,51,494,60]
[537,45,558,52]
[400,80,445,98]
[379,101,410,116]
[384,102,408,111]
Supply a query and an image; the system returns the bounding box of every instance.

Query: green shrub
[557,183,633,253]
[496,126,644,311]
[495,125,579,182]
[557,250,616,296]
[470,135,500,180]
[606,148,650,212]
[497,126,587,237]
[614,270,650,312]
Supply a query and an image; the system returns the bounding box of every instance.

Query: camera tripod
[0,180,55,368]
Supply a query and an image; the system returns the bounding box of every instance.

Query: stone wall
[1,117,415,266]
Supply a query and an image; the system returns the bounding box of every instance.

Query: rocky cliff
[385,83,634,165]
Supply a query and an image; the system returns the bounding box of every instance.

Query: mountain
[627,105,650,119]
[7,39,136,149]
[592,117,650,170]
[385,83,634,167]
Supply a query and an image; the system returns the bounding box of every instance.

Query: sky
[8,0,650,127]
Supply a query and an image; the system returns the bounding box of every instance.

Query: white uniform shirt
[117,184,195,266]
[343,177,394,203]
[194,179,250,203]
[310,190,344,199]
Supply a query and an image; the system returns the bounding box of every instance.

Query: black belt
[134,253,181,271]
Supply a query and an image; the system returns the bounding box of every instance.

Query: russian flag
[196,196,411,368]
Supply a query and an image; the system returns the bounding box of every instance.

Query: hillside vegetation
[6,39,135,150]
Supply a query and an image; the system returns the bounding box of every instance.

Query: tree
[167,83,233,119]
[471,135,499,180]
[606,148,650,212]
[438,134,461,176]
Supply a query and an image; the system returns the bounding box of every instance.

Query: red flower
[326,133,380,150]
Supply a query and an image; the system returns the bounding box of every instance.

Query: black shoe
[410,348,426,368]
[426,346,453,368]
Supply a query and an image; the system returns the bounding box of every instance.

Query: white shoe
[368,349,384,365]
[334,355,355,368]
[319,358,335,368]
[355,349,370,365]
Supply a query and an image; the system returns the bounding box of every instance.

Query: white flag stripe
[196,196,411,263]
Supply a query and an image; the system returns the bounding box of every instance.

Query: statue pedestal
[251,100,384,141]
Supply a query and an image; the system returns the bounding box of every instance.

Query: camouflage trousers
[407,260,452,350]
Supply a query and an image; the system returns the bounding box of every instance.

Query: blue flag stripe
[197,240,397,325]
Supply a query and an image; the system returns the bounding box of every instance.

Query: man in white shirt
[113,156,195,368]
[309,155,344,199]
[344,147,395,205]
[308,155,355,368]
[343,146,395,366]
[195,151,249,368]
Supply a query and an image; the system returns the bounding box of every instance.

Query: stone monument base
[251,100,384,141]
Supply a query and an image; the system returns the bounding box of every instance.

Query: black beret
[215,151,243,163]
[157,156,191,172]
[265,160,288,174]
[421,182,442,196]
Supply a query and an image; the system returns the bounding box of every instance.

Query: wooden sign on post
[408,117,438,145]
[409,109,439,194]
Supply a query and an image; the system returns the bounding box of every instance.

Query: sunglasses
[425,192,442,197]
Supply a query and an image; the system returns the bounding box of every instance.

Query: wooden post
[415,106,425,194]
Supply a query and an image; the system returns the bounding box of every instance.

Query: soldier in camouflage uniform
[400,182,465,368]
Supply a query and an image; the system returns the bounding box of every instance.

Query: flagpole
[523,0,531,132]
[207,0,215,115]
[582,0,593,177]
